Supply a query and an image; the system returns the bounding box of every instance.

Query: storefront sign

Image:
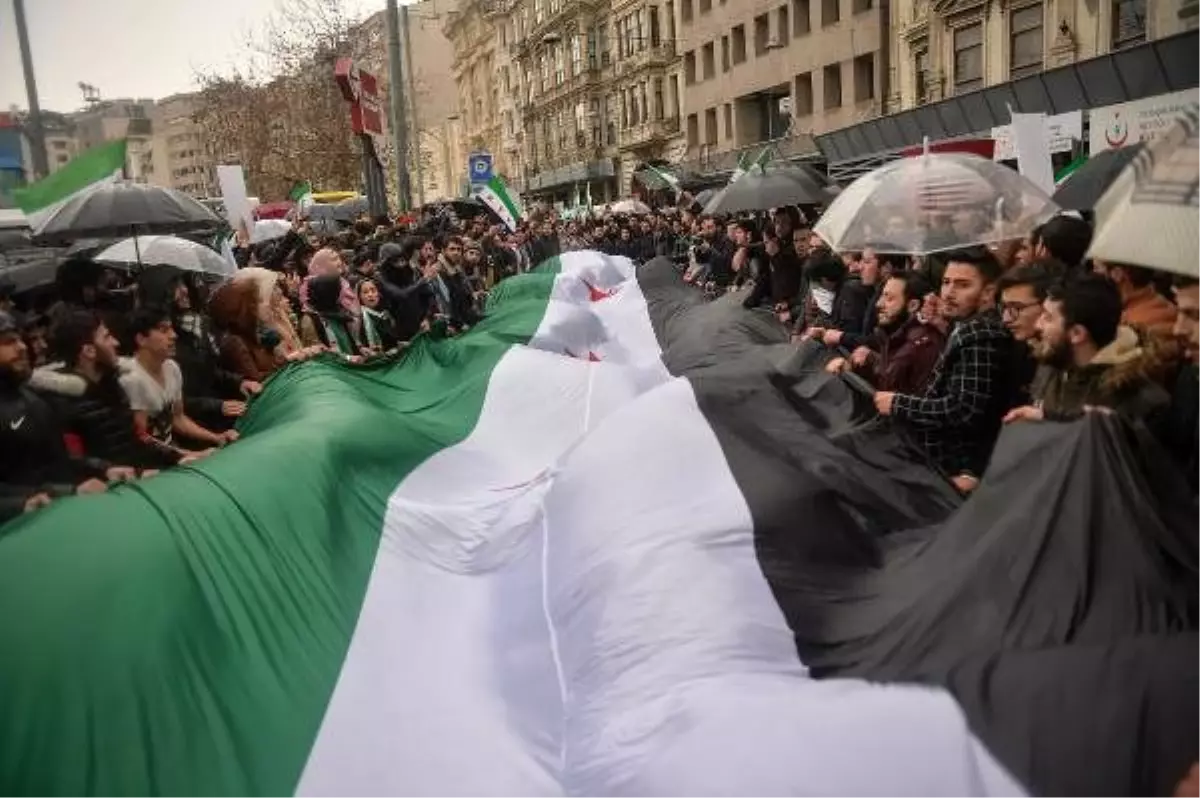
[1088,89,1199,153]
[991,111,1082,161]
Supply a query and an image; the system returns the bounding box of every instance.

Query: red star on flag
[582,280,619,302]
[564,348,603,362]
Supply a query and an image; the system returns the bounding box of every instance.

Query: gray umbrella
[703,165,838,215]
[32,182,222,244]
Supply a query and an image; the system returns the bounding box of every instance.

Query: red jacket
[863,317,946,395]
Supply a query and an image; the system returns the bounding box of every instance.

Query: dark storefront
[815,30,1198,183]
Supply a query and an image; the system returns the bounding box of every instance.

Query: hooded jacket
[29,360,180,470]
[0,375,110,523]
[1037,325,1172,422]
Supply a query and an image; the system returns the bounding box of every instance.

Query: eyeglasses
[1000,300,1041,319]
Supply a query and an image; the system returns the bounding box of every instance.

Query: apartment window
[721,35,731,70]
[650,6,662,46]
[953,22,984,93]
[822,0,840,25]
[684,50,697,84]
[572,34,584,75]
[852,0,873,11]
[823,62,843,108]
[1009,5,1043,78]
[795,71,814,115]
[1112,0,1147,49]
[793,0,811,34]
[670,74,681,117]
[914,48,931,103]
[853,53,875,101]
[702,42,716,78]
[777,6,791,46]
[699,0,712,12]
[731,24,747,63]
[754,13,771,54]
[682,0,693,23]
[704,107,718,144]
[723,103,734,139]
[687,113,700,146]
[654,77,665,119]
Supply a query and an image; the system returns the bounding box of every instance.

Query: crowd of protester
[0,196,1196,522]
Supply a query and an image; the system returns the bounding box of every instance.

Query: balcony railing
[614,42,679,76]
[617,117,682,150]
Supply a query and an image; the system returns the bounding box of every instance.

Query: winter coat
[1153,364,1199,493]
[0,379,109,523]
[1036,326,1171,422]
[860,317,946,396]
[29,361,180,471]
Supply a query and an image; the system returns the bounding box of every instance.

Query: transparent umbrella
[1087,106,1199,278]
[814,153,1060,255]
[609,199,653,215]
[95,235,235,276]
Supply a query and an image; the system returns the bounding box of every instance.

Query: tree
[192,0,371,201]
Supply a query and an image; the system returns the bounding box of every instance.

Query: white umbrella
[609,199,653,215]
[815,152,1060,255]
[251,218,291,244]
[1087,105,1199,278]
[95,235,235,276]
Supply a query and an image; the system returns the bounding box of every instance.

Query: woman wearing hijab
[207,268,305,383]
[299,274,360,356]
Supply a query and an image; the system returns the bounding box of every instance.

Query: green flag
[13,138,127,223]
[729,147,771,184]
[475,175,524,232]
[1054,154,1088,187]
[289,180,314,214]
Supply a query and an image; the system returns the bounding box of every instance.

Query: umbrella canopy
[251,218,292,244]
[0,248,64,294]
[95,235,235,277]
[32,181,222,243]
[609,199,653,215]
[703,165,837,215]
[815,153,1060,255]
[1053,144,1145,211]
[1088,107,1199,278]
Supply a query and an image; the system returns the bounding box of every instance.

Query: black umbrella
[0,248,67,294]
[32,182,223,245]
[426,198,496,220]
[1053,144,1145,211]
[703,164,838,215]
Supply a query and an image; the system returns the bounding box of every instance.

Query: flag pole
[13,0,49,179]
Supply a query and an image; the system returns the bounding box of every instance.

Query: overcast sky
[0,0,390,113]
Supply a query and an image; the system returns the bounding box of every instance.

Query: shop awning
[816,30,1198,168]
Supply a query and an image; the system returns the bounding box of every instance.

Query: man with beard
[1155,277,1199,489]
[433,235,480,330]
[825,271,944,395]
[31,311,185,471]
[997,260,1066,404]
[685,216,735,287]
[1004,274,1169,424]
[0,311,141,522]
[873,247,1016,494]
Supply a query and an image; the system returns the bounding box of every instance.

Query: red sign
[334,58,384,137]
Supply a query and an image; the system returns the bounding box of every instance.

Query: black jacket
[0,378,110,523]
[30,363,180,471]
[1154,364,1199,493]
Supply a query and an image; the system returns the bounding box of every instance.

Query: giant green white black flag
[0,252,1193,796]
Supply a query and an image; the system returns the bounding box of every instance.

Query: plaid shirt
[892,309,1013,476]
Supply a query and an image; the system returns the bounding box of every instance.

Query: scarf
[361,307,388,349]
[315,314,356,356]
